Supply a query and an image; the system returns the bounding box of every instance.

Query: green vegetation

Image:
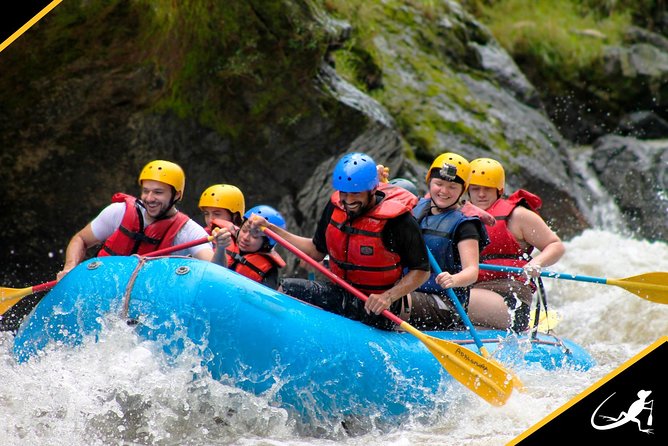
[460,0,655,85]
[134,0,328,137]
[0,1,329,140]
[322,0,504,160]
[3,0,660,159]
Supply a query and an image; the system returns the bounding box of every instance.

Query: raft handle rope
[121,255,194,320]
[121,257,147,319]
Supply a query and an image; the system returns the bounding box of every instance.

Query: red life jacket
[99,193,189,257]
[227,249,286,283]
[477,189,542,282]
[325,183,417,294]
[208,218,285,282]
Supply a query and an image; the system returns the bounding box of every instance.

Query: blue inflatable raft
[13,256,594,426]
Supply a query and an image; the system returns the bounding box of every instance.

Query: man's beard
[345,204,366,219]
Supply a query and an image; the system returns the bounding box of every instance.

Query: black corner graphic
[0,0,60,53]
[510,337,666,444]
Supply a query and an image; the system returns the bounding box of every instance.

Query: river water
[1,228,666,445]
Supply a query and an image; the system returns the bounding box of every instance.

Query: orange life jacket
[227,249,286,283]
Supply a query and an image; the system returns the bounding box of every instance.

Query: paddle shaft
[262,227,402,325]
[479,264,668,297]
[426,250,489,354]
[149,235,213,257]
[479,263,607,284]
[0,235,214,312]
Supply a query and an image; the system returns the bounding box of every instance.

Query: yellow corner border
[0,0,64,54]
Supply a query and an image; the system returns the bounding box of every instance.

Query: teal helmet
[389,177,419,197]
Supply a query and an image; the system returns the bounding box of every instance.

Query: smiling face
[339,190,374,218]
[236,220,266,253]
[201,207,234,228]
[467,184,499,211]
[428,178,464,210]
[140,180,178,218]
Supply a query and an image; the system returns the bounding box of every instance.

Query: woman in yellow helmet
[57,160,231,281]
[406,152,490,330]
[466,157,565,332]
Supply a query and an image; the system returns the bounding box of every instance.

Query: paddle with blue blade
[478,264,668,304]
[0,234,216,317]
[426,249,525,391]
[261,226,515,406]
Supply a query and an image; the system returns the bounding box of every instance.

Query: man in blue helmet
[250,152,430,330]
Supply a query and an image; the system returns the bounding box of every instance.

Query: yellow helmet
[469,158,505,192]
[198,184,245,214]
[426,152,471,190]
[138,160,186,200]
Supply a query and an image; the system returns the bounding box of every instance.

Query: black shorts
[280,278,402,331]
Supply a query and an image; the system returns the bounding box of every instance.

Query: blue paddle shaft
[426,249,487,352]
[478,264,607,285]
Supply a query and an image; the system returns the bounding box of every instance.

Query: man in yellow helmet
[56,160,230,280]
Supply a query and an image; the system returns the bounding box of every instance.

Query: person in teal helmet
[250,152,430,330]
[389,177,420,197]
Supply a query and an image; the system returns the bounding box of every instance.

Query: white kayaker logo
[590,389,654,434]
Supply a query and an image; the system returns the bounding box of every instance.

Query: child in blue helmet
[227,205,287,290]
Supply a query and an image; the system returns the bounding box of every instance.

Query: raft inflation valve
[87,261,102,270]
[175,266,190,275]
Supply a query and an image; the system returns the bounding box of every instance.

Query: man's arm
[249,214,326,262]
[365,268,430,315]
[249,203,333,262]
[365,212,430,314]
[198,226,231,264]
[57,223,101,280]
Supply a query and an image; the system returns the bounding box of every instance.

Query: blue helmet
[243,205,286,248]
[389,177,419,197]
[331,152,379,193]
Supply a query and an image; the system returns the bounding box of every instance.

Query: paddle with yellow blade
[0,234,217,317]
[426,249,525,391]
[531,308,561,332]
[261,226,515,406]
[1,280,58,316]
[479,264,668,304]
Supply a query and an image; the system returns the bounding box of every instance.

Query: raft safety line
[449,337,565,348]
[120,255,193,320]
[121,257,147,318]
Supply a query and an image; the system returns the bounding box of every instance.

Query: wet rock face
[590,135,668,241]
